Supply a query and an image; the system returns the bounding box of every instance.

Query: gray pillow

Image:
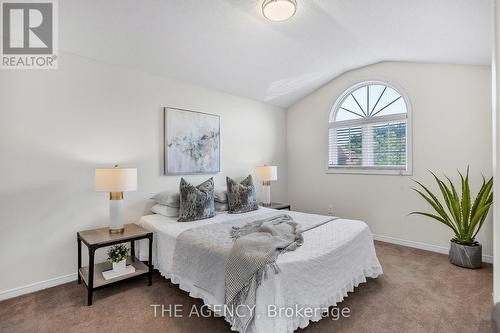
[151,204,179,217]
[215,202,228,212]
[226,175,259,214]
[214,187,228,203]
[151,190,180,208]
[178,177,216,222]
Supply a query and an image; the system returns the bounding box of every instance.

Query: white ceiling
[61,0,491,107]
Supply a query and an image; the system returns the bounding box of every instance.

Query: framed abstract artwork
[163,107,221,175]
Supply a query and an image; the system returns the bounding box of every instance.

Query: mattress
[137,207,383,333]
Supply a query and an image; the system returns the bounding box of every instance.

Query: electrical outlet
[327,205,334,215]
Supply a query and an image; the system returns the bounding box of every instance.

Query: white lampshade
[256,165,278,181]
[95,167,137,192]
[262,0,296,22]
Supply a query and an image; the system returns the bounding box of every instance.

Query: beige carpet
[0,242,492,333]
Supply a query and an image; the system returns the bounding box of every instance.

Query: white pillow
[215,202,228,212]
[151,204,179,217]
[214,187,228,203]
[151,190,180,208]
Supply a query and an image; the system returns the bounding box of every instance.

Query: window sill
[326,167,412,176]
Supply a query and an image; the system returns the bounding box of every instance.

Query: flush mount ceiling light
[262,0,297,22]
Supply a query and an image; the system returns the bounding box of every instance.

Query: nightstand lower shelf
[79,257,148,289]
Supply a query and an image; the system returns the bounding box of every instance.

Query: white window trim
[325,79,413,176]
[329,113,407,129]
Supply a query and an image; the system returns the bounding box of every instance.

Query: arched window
[328,81,411,174]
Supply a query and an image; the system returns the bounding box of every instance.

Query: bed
[137,207,382,333]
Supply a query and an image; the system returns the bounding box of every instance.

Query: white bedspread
[137,208,383,333]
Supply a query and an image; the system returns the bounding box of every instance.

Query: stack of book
[102,265,136,280]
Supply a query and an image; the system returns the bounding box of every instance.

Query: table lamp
[256,165,277,206]
[95,165,137,234]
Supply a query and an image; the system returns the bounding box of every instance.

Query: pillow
[226,175,259,214]
[151,190,180,208]
[214,187,228,203]
[215,202,228,212]
[150,204,179,217]
[178,177,216,222]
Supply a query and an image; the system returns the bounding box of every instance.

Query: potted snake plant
[411,167,493,269]
[107,244,129,273]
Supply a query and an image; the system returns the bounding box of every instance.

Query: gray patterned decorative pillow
[178,178,215,222]
[226,175,259,214]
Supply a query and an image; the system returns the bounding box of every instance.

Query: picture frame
[163,107,221,175]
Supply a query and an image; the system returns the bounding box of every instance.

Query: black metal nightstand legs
[87,246,96,306]
[148,234,153,286]
[77,236,82,284]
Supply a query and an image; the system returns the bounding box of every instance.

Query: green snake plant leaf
[472,192,493,239]
[471,178,493,222]
[470,175,487,218]
[430,172,462,236]
[413,180,446,213]
[466,203,493,240]
[411,185,458,236]
[459,167,471,233]
[411,168,493,245]
[478,177,494,208]
[409,211,456,231]
[445,175,463,233]
[412,181,447,217]
[468,187,493,239]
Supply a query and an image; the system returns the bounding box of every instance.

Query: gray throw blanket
[224,214,304,332]
[170,212,337,332]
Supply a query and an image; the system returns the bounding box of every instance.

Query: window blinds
[329,120,407,169]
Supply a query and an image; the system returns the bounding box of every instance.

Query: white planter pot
[112,259,127,273]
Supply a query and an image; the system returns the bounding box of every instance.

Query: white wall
[0,54,287,295]
[287,62,492,257]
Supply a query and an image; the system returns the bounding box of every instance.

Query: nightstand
[77,223,153,306]
[262,202,291,210]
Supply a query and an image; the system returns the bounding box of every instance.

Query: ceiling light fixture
[262,0,297,22]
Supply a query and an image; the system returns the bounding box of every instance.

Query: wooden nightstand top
[78,223,151,247]
[261,202,291,210]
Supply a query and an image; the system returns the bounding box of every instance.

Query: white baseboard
[373,234,493,264]
[0,273,77,301]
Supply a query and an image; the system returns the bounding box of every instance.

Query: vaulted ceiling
[61,0,491,107]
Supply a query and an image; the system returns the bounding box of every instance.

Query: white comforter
[137,208,383,333]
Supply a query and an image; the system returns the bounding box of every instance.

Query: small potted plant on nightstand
[107,244,129,273]
[411,167,493,269]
